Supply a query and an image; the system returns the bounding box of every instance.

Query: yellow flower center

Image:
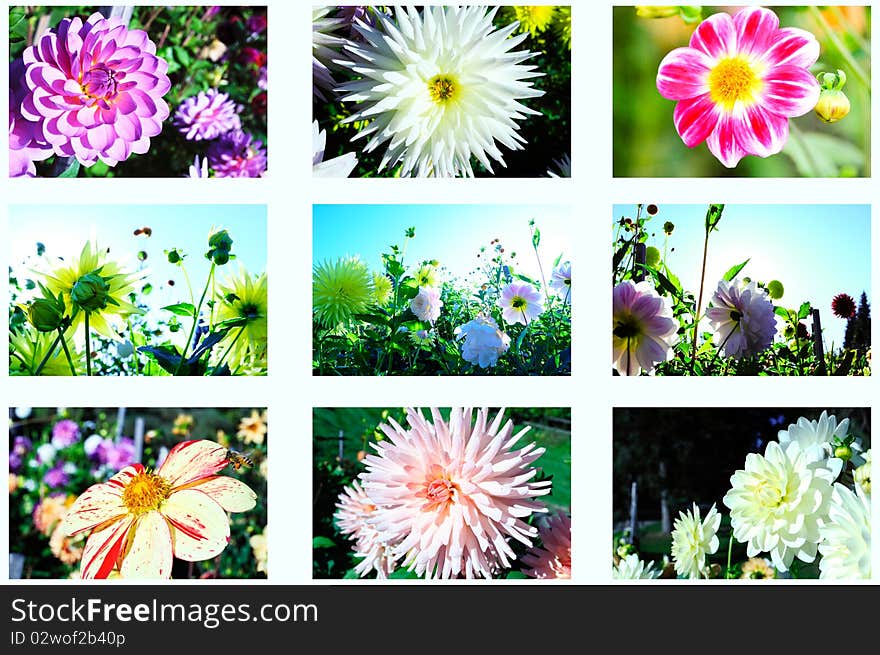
[122,472,171,515]
[708,56,763,110]
[428,75,458,104]
[755,480,783,508]
[511,296,528,310]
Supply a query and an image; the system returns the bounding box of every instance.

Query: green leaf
[532,227,541,249]
[783,131,865,177]
[513,273,539,286]
[173,45,192,68]
[705,204,724,231]
[553,252,563,268]
[722,258,750,282]
[57,160,80,178]
[516,324,530,352]
[138,345,184,375]
[161,302,196,317]
[775,306,792,319]
[312,536,335,549]
[353,313,390,327]
[798,302,812,320]
[612,239,632,274]
[214,316,248,331]
[506,571,528,579]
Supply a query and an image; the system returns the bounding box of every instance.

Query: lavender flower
[9,59,51,177]
[43,462,70,489]
[96,437,137,471]
[50,420,80,449]
[207,130,267,177]
[173,89,241,141]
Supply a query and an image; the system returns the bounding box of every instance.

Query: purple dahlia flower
[9,59,52,177]
[43,462,70,489]
[173,89,241,141]
[207,130,267,177]
[50,419,80,449]
[96,437,136,471]
[19,13,171,167]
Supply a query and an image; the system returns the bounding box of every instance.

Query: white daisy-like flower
[455,314,511,368]
[548,261,571,304]
[776,411,849,473]
[336,6,545,177]
[313,6,346,100]
[547,153,571,178]
[723,441,837,572]
[818,483,871,580]
[705,278,777,359]
[499,282,545,326]
[613,553,660,580]
[312,120,358,177]
[670,503,721,579]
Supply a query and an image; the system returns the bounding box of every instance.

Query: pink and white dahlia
[409,286,443,323]
[334,481,397,578]
[19,13,171,167]
[173,89,241,141]
[612,280,678,376]
[60,440,256,579]
[361,408,551,579]
[656,7,820,168]
[522,512,572,579]
[9,58,52,177]
[706,278,777,359]
[455,314,511,368]
[549,261,572,303]
[499,282,545,326]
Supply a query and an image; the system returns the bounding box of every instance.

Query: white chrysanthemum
[313,6,346,99]
[455,314,511,368]
[336,6,545,177]
[361,408,550,579]
[312,120,358,177]
[613,553,660,580]
[705,278,777,359]
[854,449,871,495]
[547,153,571,178]
[549,261,571,303]
[334,481,397,579]
[777,411,848,474]
[818,483,871,580]
[723,441,837,572]
[670,503,721,579]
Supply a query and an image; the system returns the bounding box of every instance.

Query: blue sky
[10,204,267,318]
[613,204,871,347]
[313,204,572,284]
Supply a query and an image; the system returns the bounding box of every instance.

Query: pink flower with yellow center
[656,7,820,168]
[60,440,256,579]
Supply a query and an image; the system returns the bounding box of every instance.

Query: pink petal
[760,27,819,68]
[657,47,712,100]
[161,489,230,561]
[158,440,228,488]
[119,511,173,579]
[739,104,789,157]
[706,112,748,168]
[733,7,779,57]
[761,65,821,117]
[188,476,257,512]
[80,516,133,579]
[689,12,737,59]
[673,93,721,147]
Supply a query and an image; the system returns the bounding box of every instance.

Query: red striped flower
[60,440,256,579]
[656,7,820,168]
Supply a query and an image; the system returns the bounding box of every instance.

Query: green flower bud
[206,229,234,265]
[27,296,65,332]
[645,246,661,268]
[815,88,851,123]
[833,444,853,462]
[71,273,112,312]
[767,280,784,300]
[167,249,182,264]
[663,221,675,235]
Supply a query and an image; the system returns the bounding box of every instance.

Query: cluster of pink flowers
[9,13,171,176]
[334,408,571,579]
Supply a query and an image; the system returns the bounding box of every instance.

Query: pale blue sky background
[612,204,871,347]
[10,204,267,319]
[313,204,572,284]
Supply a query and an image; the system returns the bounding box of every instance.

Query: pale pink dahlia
[9,59,52,177]
[173,89,241,141]
[706,278,777,359]
[656,7,820,168]
[361,408,551,579]
[522,512,572,579]
[334,481,397,579]
[612,280,678,376]
[19,13,171,167]
[499,282,545,326]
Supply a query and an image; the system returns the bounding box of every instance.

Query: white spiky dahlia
[613,553,660,580]
[334,481,397,579]
[313,6,347,100]
[361,408,551,579]
[723,441,837,572]
[670,503,721,579]
[818,483,871,580]
[776,411,849,473]
[336,6,545,177]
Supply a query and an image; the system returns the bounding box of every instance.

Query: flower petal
[733,7,779,57]
[689,11,737,58]
[706,111,749,168]
[81,515,133,579]
[673,93,720,147]
[119,511,173,579]
[739,104,789,158]
[761,65,821,117]
[158,439,228,488]
[187,476,257,512]
[62,464,141,536]
[761,27,819,68]
[162,489,230,561]
[656,47,712,100]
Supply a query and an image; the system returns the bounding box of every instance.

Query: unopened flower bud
[167,249,182,264]
[71,273,111,312]
[27,296,65,332]
[635,6,678,19]
[833,444,853,462]
[815,70,850,123]
[206,229,234,265]
[854,458,870,495]
[663,221,675,235]
[767,280,784,300]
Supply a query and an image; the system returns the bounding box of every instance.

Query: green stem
[725,530,734,580]
[180,263,196,308]
[83,313,92,376]
[176,263,215,375]
[216,327,245,370]
[689,228,711,373]
[809,6,870,89]
[708,321,739,371]
[33,332,62,376]
[57,328,78,376]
